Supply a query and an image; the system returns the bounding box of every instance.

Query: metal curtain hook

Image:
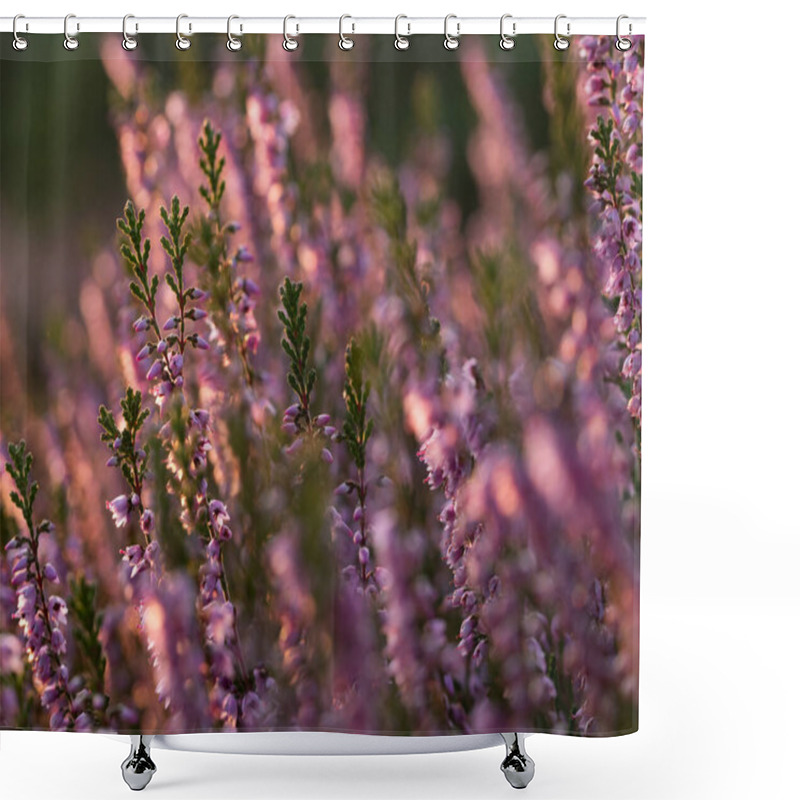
[283,15,299,51]
[122,14,138,51]
[227,15,242,51]
[339,14,354,50]
[12,14,28,51]
[395,14,410,51]
[63,13,79,51]
[553,14,570,51]
[176,14,191,50]
[444,14,460,51]
[500,14,516,50]
[616,15,632,51]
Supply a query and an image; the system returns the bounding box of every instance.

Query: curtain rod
[0,15,646,37]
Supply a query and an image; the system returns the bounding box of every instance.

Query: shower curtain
[0,31,642,739]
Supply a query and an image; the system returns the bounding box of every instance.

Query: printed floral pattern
[0,36,642,736]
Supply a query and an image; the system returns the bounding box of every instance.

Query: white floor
[2,595,797,800]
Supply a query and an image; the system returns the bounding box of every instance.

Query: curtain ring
[12,15,28,51]
[122,14,138,51]
[283,15,299,51]
[499,14,516,50]
[615,15,632,51]
[394,14,410,51]
[444,14,459,51]
[63,13,79,51]
[339,14,354,50]
[553,14,570,51]
[227,15,242,51]
[176,14,191,50]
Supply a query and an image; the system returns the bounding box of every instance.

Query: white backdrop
[2,1,798,798]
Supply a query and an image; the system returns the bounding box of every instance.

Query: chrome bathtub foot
[121,735,157,791]
[500,733,535,789]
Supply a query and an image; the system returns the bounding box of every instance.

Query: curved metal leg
[121,735,157,791]
[500,733,535,789]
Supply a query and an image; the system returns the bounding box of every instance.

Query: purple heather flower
[239,278,260,297]
[47,596,68,627]
[218,525,233,542]
[168,353,184,374]
[140,509,155,535]
[0,634,24,675]
[145,360,163,382]
[234,246,254,263]
[208,499,230,534]
[188,408,210,430]
[283,438,303,457]
[106,494,132,528]
[581,35,644,424]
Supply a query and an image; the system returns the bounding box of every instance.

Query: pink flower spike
[50,628,67,654]
[169,353,184,373]
[106,495,131,528]
[140,509,155,534]
[189,409,210,430]
[132,315,149,332]
[218,525,233,541]
[136,344,152,362]
[47,596,68,628]
[163,316,179,331]
[284,438,303,457]
[244,332,260,353]
[241,278,261,297]
[145,360,163,381]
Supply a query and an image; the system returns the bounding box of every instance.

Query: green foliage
[67,577,108,701]
[98,387,150,493]
[590,115,624,197]
[631,171,643,207]
[199,120,226,214]
[160,195,191,295]
[278,278,317,422]
[371,175,407,241]
[342,338,373,471]
[118,200,157,311]
[370,176,441,351]
[4,441,42,535]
